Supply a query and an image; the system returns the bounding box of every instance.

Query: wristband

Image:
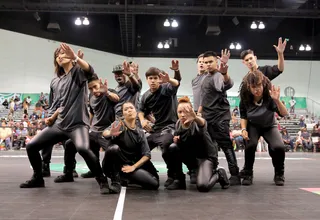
[129,73,134,78]
[241,128,246,132]
[74,56,79,63]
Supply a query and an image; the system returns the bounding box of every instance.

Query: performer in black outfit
[138,67,181,187]
[167,96,230,192]
[19,44,110,194]
[103,102,159,192]
[198,51,241,185]
[239,70,288,186]
[54,74,119,187]
[239,38,287,179]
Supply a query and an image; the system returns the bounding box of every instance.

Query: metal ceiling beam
[1,2,320,18]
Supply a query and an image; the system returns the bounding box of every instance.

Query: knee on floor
[196,182,211,192]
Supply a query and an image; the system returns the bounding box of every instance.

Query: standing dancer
[138,67,180,187]
[191,54,206,113]
[167,96,230,191]
[20,44,110,194]
[198,51,240,185]
[103,102,159,192]
[239,70,288,185]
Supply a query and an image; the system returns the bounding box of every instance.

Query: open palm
[273,37,287,54]
[269,85,280,100]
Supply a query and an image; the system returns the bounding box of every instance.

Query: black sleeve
[174,70,182,82]
[269,99,283,117]
[161,83,179,96]
[139,93,147,113]
[239,100,248,119]
[77,64,95,82]
[260,65,282,81]
[128,80,142,94]
[139,130,151,158]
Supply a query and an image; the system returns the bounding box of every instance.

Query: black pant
[26,125,103,177]
[207,120,239,176]
[147,129,175,178]
[243,125,285,174]
[64,131,110,175]
[168,143,218,192]
[41,144,54,164]
[105,145,159,190]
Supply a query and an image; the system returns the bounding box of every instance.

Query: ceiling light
[164,19,170,27]
[75,17,82,26]
[235,43,242,50]
[157,42,164,49]
[305,45,311,51]
[258,21,265,29]
[83,17,90,25]
[229,43,235,49]
[171,19,178,28]
[250,21,257,29]
[164,42,170,49]
[299,45,305,51]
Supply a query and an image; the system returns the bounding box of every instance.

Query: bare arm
[194,115,205,127]
[277,52,284,72]
[133,156,150,169]
[240,119,248,130]
[169,78,179,87]
[274,99,288,116]
[106,91,119,103]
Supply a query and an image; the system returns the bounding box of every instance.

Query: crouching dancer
[167,97,230,192]
[102,102,159,192]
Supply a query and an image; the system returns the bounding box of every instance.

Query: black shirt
[240,97,281,128]
[89,89,117,132]
[55,65,94,131]
[258,65,282,81]
[115,80,142,117]
[200,72,234,123]
[139,83,179,131]
[175,120,218,162]
[106,120,151,164]
[47,77,61,117]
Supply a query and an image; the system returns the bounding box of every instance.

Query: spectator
[300,127,312,151]
[2,99,8,109]
[289,96,296,113]
[232,106,239,117]
[281,127,294,152]
[299,115,306,128]
[26,96,32,106]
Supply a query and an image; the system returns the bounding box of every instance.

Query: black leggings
[147,129,175,178]
[207,121,239,176]
[41,140,76,166]
[243,125,286,174]
[105,144,159,190]
[64,131,110,174]
[26,125,103,177]
[168,143,219,192]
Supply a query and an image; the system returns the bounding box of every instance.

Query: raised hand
[45,117,55,126]
[170,60,179,71]
[217,49,230,64]
[141,120,152,132]
[217,63,229,74]
[173,136,180,144]
[269,85,281,100]
[77,49,84,59]
[159,72,170,83]
[103,121,123,137]
[123,61,131,76]
[130,62,139,76]
[273,37,287,54]
[99,79,108,93]
[122,165,136,173]
[182,105,197,125]
[60,43,76,60]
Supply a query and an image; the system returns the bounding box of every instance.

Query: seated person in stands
[232,106,239,117]
[230,126,244,151]
[300,127,312,151]
[280,127,294,152]
[299,115,306,128]
[103,102,159,192]
[0,121,12,150]
[311,125,320,152]
[2,99,8,109]
[167,97,230,192]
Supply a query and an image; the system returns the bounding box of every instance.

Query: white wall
[0,29,318,100]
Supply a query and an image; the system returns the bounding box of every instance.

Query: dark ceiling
[1,0,320,60]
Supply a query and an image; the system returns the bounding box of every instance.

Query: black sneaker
[20,175,45,188]
[109,182,121,194]
[99,178,110,195]
[164,177,174,187]
[242,175,253,185]
[239,168,247,178]
[189,170,197,184]
[274,175,285,186]
[217,168,230,189]
[166,179,186,190]
[54,174,74,183]
[229,175,241,185]
[81,171,94,178]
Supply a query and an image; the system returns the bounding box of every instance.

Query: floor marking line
[113,187,126,220]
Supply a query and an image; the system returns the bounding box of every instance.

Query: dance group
[19,37,288,194]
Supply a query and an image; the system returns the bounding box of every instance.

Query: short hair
[145,67,161,78]
[88,73,99,83]
[196,53,204,63]
[202,51,217,58]
[178,96,193,108]
[240,49,254,60]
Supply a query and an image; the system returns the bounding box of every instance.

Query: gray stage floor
[0,150,320,220]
